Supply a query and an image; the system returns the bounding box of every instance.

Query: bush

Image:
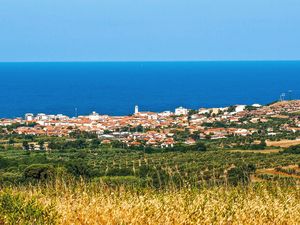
[0,191,58,225]
[106,168,134,176]
[227,164,256,186]
[238,140,267,150]
[0,157,10,169]
[190,142,207,152]
[0,172,22,184]
[66,160,92,178]
[137,165,170,188]
[282,145,300,154]
[23,164,56,181]
[75,150,88,159]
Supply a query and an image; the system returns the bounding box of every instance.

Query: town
[1,100,300,150]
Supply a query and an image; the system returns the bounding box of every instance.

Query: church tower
[134,105,139,114]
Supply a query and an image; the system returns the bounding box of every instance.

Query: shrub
[0,191,58,225]
[238,140,267,150]
[227,164,256,186]
[282,145,300,154]
[0,172,22,184]
[24,164,56,181]
[66,160,92,178]
[75,150,88,159]
[137,165,170,188]
[190,142,207,152]
[0,157,10,169]
[106,168,134,176]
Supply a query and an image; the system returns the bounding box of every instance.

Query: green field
[0,148,300,224]
[1,148,300,186]
[1,147,300,224]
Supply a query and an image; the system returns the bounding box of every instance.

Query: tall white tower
[134,105,139,114]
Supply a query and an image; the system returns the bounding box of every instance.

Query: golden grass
[228,149,282,154]
[267,139,300,148]
[6,180,300,225]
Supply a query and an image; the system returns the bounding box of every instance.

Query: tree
[24,164,55,181]
[190,142,207,152]
[8,139,15,145]
[38,140,45,151]
[190,131,201,141]
[29,144,35,151]
[188,109,198,116]
[69,130,97,139]
[205,134,212,140]
[0,157,9,169]
[135,125,144,132]
[103,130,112,134]
[66,160,92,178]
[106,168,133,176]
[227,164,256,186]
[22,141,30,151]
[111,140,124,148]
[283,145,300,154]
[260,139,267,148]
[47,141,57,150]
[195,142,207,151]
[90,139,100,149]
[227,106,237,113]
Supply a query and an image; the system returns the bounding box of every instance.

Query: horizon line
[0,59,300,63]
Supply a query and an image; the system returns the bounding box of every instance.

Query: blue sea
[0,61,300,118]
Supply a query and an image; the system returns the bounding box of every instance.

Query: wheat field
[2,180,300,225]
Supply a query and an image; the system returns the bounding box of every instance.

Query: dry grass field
[1,148,300,224]
[267,139,300,148]
[1,180,300,225]
[228,149,282,154]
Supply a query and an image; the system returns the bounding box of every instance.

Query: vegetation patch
[282,144,300,154]
[24,164,56,181]
[0,191,58,225]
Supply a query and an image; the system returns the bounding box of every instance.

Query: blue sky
[0,0,300,62]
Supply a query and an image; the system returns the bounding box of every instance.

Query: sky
[0,0,300,62]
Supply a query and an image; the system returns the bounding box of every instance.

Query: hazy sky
[1,0,300,62]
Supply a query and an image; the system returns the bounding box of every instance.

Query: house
[185,138,196,145]
[235,105,246,113]
[175,107,188,116]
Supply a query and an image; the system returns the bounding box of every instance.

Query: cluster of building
[1,101,300,148]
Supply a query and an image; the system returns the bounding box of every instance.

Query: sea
[0,61,300,118]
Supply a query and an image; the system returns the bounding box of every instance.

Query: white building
[25,113,34,121]
[210,108,228,115]
[88,111,101,121]
[198,108,210,115]
[147,113,158,120]
[36,113,49,121]
[235,105,246,113]
[158,111,173,117]
[175,107,188,116]
[55,114,69,120]
[134,105,139,114]
[252,104,262,108]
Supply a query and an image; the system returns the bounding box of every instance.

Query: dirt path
[257,166,300,179]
